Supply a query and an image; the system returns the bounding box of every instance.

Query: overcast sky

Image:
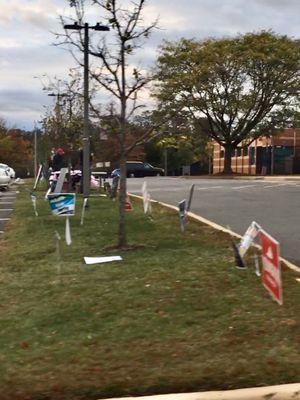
[1,0,300,130]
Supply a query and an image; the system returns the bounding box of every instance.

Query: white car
[0,163,15,190]
[0,163,15,179]
[0,167,10,189]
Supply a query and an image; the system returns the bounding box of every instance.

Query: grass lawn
[0,182,299,400]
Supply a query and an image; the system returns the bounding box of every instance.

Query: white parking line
[196,186,224,190]
[0,202,13,205]
[0,209,13,211]
[0,218,10,221]
[232,185,260,190]
[263,183,293,189]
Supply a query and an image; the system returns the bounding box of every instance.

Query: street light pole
[48,92,68,142]
[83,23,90,198]
[271,135,275,175]
[64,21,109,199]
[34,123,38,178]
[164,147,168,176]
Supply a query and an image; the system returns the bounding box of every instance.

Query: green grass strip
[0,183,299,400]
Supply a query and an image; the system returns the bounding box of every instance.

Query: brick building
[213,128,300,175]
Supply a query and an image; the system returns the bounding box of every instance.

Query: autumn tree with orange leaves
[0,120,33,176]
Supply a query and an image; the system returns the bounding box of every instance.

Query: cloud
[0,0,57,29]
[0,89,47,129]
[2,0,300,129]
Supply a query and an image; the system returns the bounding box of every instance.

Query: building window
[243,147,248,157]
[236,147,242,157]
[220,150,224,158]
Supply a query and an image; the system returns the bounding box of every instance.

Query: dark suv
[126,161,164,177]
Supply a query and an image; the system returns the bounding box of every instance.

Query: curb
[130,194,300,274]
[101,383,300,400]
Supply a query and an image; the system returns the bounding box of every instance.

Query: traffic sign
[259,229,283,305]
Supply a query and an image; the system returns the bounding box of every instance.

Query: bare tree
[57,0,161,247]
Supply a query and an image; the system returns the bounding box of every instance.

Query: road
[127,177,300,266]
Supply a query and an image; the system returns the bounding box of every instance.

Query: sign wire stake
[65,216,72,245]
[80,197,88,226]
[253,250,261,276]
[55,230,62,276]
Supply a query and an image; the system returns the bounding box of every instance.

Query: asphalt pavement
[0,189,16,234]
[127,177,300,266]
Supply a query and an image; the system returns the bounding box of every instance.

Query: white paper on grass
[84,256,122,265]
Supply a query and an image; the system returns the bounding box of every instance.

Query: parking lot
[0,190,16,234]
[127,177,300,266]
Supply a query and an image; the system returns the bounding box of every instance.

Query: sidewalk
[101,383,300,400]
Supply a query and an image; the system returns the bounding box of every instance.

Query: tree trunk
[118,146,127,247]
[223,144,233,174]
[118,42,127,248]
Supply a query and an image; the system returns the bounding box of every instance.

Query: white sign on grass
[48,193,76,246]
[239,221,260,257]
[142,181,152,214]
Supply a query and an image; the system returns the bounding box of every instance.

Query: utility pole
[48,92,68,142]
[34,123,38,178]
[64,21,109,199]
[83,23,90,198]
[164,147,168,176]
[271,135,275,175]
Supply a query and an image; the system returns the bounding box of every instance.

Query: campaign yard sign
[239,221,260,258]
[259,229,282,305]
[178,199,186,232]
[48,193,76,216]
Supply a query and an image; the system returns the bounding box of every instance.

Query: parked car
[0,166,11,190]
[0,163,15,179]
[111,162,164,178]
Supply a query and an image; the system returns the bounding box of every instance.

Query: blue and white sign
[48,193,76,216]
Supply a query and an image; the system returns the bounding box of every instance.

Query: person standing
[52,148,65,172]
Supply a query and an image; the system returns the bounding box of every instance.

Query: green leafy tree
[137,111,210,174]
[154,31,300,173]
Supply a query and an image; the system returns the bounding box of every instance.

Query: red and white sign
[259,229,283,305]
